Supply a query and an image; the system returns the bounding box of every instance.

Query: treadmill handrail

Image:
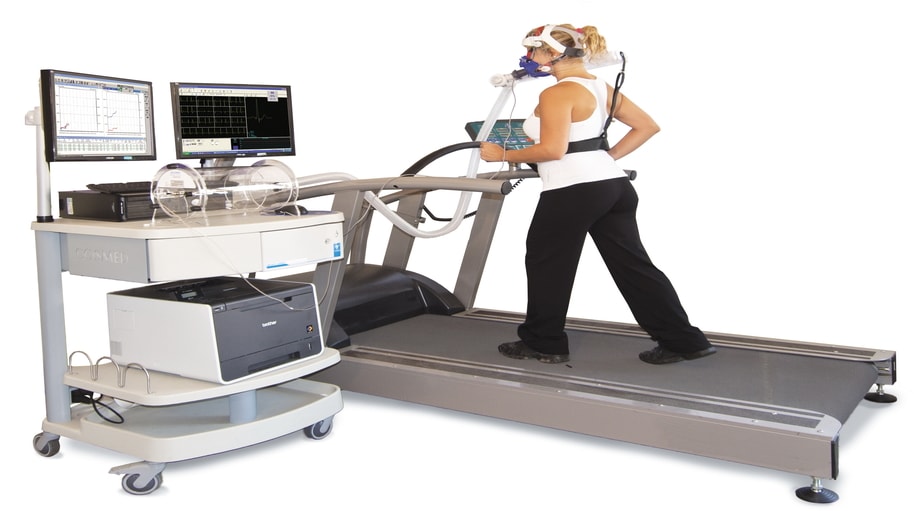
[295,172,536,201]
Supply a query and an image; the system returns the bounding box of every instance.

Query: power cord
[71,388,125,424]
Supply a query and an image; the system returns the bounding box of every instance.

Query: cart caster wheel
[304,417,333,440]
[121,472,163,495]
[33,433,60,457]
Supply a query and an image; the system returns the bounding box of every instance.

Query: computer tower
[59,190,155,221]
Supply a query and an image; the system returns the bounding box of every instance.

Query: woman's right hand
[479,142,507,162]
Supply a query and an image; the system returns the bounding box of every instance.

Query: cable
[400,142,482,177]
[71,388,124,424]
[417,83,529,223]
[605,52,627,136]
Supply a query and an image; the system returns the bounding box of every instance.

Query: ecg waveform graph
[179,95,249,139]
[55,85,146,137]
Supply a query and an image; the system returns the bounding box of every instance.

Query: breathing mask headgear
[519,24,587,76]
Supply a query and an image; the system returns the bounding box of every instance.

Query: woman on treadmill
[479,23,716,365]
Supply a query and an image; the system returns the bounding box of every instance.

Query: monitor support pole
[26,106,54,223]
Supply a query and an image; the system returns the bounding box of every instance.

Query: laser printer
[107,276,323,384]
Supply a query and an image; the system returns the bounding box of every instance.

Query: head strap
[522,25,586,58]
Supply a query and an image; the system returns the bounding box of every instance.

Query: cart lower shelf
[40,377,342,463]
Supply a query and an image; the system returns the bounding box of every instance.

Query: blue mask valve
[519,56,552,77]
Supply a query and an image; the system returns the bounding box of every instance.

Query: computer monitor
[170,82,296,167]
[39,69,157,162]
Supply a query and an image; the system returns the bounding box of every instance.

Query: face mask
[518,56,552,77]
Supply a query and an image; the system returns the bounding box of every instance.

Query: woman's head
[523,24,608,60]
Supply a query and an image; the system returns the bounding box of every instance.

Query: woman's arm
[479,85,575,163]
[606,91,660,160]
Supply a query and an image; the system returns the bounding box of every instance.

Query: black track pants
[518,177,711,355]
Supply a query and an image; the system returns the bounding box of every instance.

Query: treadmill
[288,120,897,504]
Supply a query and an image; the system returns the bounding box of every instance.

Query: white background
[1,1,910,509]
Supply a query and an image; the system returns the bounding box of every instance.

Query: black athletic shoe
[638,346,717,365]
[498,340,570,364]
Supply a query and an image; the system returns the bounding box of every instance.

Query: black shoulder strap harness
[565,54,626,155]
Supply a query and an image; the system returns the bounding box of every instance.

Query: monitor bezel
[39,69,157,163]
[169,81,297,163]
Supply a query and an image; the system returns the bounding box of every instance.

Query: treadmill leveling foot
[864,383,897,403]
[795,477,838,504]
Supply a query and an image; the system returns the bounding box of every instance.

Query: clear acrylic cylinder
[150,160,299,218]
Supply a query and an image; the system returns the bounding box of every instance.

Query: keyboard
[86,181,152,194]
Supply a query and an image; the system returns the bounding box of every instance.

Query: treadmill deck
[312,309,892,479]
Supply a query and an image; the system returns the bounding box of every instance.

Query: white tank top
[522,77,627,191]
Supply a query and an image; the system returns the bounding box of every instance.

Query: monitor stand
[197,158,237,189]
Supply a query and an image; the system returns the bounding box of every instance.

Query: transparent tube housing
[150,160,298,218]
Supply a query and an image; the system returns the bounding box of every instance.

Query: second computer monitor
[170,82,296,166]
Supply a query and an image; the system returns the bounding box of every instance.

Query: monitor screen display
[170,82,296,163]
[39,69,157,162]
